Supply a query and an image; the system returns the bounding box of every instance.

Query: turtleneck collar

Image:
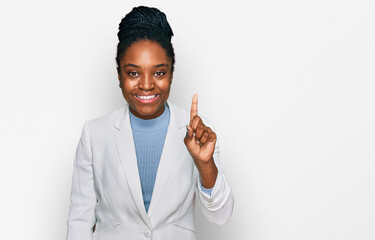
[129,104,170,132]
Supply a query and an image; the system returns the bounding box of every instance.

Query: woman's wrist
[196,157,218,189]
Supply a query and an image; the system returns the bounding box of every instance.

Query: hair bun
[118,6,174,42]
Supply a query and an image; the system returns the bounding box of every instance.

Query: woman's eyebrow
[154,63,169,68]
[123,63,169,68]
[123,63,140,68]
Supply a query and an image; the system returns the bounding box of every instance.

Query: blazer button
[144,231,151,238]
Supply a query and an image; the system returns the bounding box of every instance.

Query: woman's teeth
[137,95,157,99]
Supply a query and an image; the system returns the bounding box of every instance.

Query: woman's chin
[131,106,165,119]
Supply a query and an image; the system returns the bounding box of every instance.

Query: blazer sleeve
[67,122,97,240]
[197,122,235,225]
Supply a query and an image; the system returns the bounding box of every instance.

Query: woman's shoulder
[83,104,127,132]
[168,101,189,119]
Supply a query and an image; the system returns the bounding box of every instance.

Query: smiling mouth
[135,94,160,103]
[136,95,157,99]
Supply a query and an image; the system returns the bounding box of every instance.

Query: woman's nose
[138,74,154,90]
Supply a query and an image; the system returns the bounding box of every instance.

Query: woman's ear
[118,74,122,88]
[170,72,173,85]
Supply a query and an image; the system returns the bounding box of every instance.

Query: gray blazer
[67,101,234,240]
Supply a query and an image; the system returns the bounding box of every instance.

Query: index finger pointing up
[190,92,198,122]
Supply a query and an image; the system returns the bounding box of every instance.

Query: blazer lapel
[114,105,151,228]
[147,101,188,218]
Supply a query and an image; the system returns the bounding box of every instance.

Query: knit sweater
[129,106,170,213]
[129,105,212,213]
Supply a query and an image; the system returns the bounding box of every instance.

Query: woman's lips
[135,94,160,103]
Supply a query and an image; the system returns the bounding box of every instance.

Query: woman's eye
[155,71,166,76]
[128,72,139,77]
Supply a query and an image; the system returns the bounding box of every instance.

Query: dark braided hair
[116,6,175,74]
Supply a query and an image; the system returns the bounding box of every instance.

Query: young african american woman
[67,6,234,240]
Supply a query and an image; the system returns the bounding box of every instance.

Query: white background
[0,0,374,239]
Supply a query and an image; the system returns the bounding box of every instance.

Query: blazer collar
[114,100,188,225]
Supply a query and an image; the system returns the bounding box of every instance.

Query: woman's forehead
[121,40,170,65]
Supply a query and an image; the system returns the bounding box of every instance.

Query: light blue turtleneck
[129,105,170,213]
[129,104,212,213]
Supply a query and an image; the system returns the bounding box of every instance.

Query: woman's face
[118,40,173,119]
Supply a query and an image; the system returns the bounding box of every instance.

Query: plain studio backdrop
[0,0,374,239]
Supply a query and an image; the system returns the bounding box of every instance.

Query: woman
[67,6,234,240]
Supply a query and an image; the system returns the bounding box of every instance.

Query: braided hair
[116,6,175,74]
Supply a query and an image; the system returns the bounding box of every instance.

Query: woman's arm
[184,94,235,225]
[67,122,97,240]
[197,136,235,225]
